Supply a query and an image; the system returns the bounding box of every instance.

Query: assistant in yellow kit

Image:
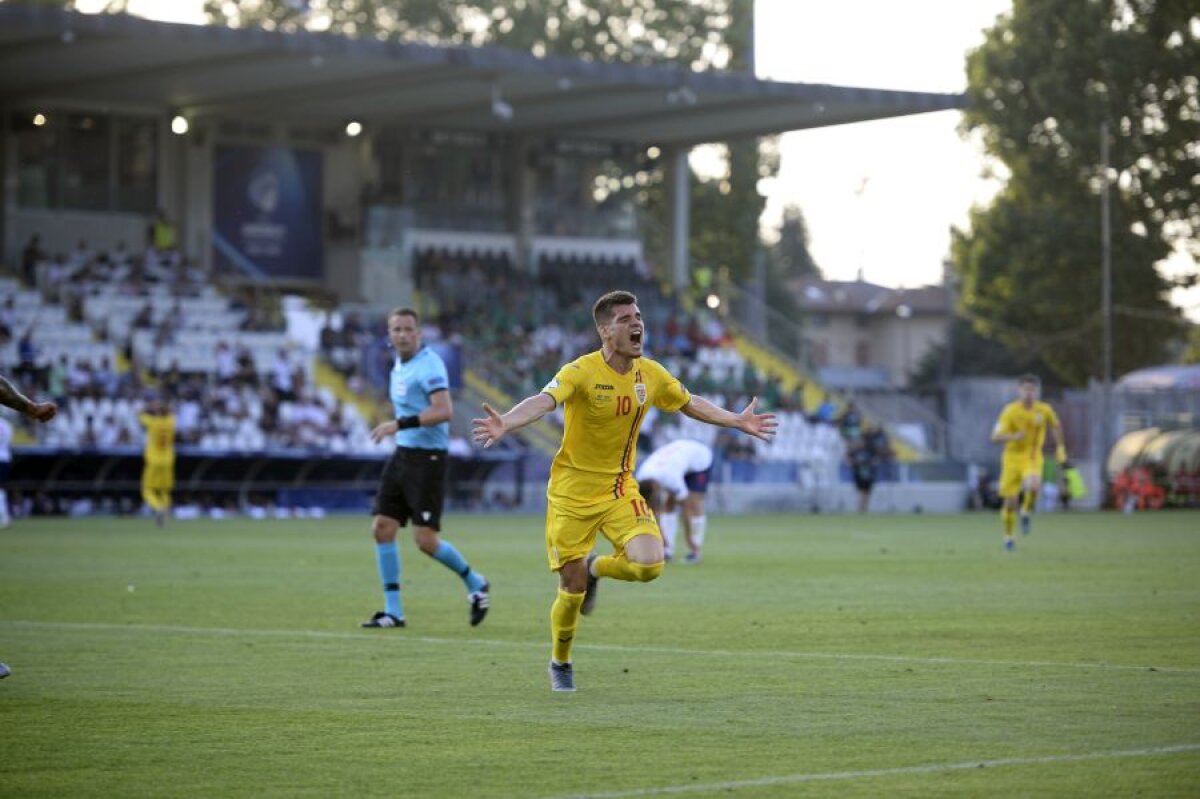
[138,399,176,526]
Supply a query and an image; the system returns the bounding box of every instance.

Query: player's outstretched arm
[472,393,556,449]
[681,395,777,442]
[0,375,56,422]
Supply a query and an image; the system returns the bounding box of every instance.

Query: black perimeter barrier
[6,447,524,516]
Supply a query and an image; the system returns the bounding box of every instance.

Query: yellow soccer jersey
[993,401,1059,463]
[542,351,690,507]
[139,413,176,467]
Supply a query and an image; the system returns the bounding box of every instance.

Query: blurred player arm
[471,393,555,448]
[0,374,56,422]
[680,395,777,442]
[990,412,1023,443]
[1050,410,1067,461]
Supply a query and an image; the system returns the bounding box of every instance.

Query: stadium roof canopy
[0,5,966,146]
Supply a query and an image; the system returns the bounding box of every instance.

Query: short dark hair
[1017,373,1040,386]
[388,307,419,324]
[593,291,638,327]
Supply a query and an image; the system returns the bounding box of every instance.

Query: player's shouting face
[600,302,645,359]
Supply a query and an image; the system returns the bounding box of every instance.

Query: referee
[362,308,490,629]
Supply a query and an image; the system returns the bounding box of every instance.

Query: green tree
[202,1,735,70]
[909,317,1064,392]
[766,203,820,280]
[956,0,1196,385]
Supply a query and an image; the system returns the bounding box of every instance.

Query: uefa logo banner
[212,145,323,280]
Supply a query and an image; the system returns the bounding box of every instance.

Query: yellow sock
[142,486,164,512]
[550,589,585,664]
[1001,507,1015,536]
[1021,490,1037,513]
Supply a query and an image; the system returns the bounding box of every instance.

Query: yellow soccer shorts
[999,456,1042,498]
[142,463,175,493]
[545,493,661,571]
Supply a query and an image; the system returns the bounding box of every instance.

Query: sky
[752,0,1010,289]
[79,0,1196,317]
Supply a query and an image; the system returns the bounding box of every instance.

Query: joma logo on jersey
[593,383,614,390]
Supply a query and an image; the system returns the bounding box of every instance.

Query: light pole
[896,303,912,387]
[1100,121,1113,466]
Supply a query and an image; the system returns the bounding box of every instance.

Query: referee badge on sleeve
[634,383,647,405]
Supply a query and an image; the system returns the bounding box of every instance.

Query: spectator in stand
[66,239,92,273]
[235,344,258,388]
[21,234,45,286]
[67,359,93,398]
[838,400,863,440]
[46,355,68,408]
[132,301,154,330]
[150,209,177,254]
[812,392,836,425]
[271,349,295,402]
[214,340,238,385]
[175,389,203,446]
[157,359,183,400]
[15,329,37,388]
[92,356,119,398]
[80,415,100,448]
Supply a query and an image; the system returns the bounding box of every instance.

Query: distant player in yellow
[472,290,777,692]
[990,374,1066,550]
[138,399,176,527]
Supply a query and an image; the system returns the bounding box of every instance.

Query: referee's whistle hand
[370,421,398,443]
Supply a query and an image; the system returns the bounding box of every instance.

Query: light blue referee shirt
[390,345,450,450]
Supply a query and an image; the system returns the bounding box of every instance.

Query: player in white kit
[635,439,714,564]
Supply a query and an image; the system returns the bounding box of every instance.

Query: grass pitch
[1,510,1198,797]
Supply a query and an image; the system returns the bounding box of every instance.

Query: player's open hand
[737,397,777,442]
[29,401,56,423]
[471,403,506,449]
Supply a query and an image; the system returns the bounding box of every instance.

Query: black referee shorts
[372,446,447,530]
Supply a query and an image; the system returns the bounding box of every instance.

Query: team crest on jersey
[634,383,647,405]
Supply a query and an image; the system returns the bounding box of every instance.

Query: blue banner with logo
[212,145,323,280]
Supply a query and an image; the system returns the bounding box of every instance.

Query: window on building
[855,339,870,366]
[12,109,158,213]
[813,339,830,367]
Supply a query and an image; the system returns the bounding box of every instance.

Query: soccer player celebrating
[362,308,490,630]
[138,398,176,527]
[472,291,776,692]
[990,373,1066,550]
[635,438,714,564]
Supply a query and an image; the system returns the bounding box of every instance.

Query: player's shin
[551,588,585,663]
[1001,506,1016,536]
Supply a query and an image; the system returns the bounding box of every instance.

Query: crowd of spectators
[5,227,374,453]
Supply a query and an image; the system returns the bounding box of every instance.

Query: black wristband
[396,415,421,430]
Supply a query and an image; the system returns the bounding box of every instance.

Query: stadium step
[729,329,926,462]
[312,358,379,428]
